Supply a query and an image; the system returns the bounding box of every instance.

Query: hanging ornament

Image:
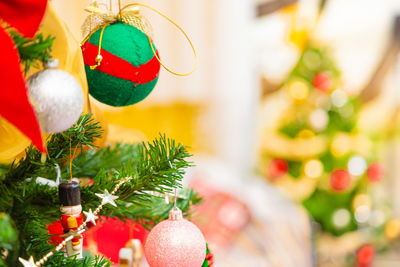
[330,169,351,191]
[303,159,323,179]
[58,181,84,259]
[356,244,374,267]
[144,207,206,267]
[286,80,309,101]
[332,208,351,229]
[352,194,371,211]
[81,21,160,107]
[366,163,384,182]
[27,60,84,133]
[269,158,288,179]
[354,205,371,224]
[309,109,329,131]
[330,133,352,157]
[347,156,367,176]
[385,219,400,240]
[331,89,348,108]
[80,2,196,107]
[312,73,332,93]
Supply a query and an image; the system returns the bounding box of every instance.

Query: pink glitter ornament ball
[144,207,206,267]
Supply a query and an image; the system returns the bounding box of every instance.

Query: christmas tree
[259,37,389,266]
[0,1,207,266]
[0,115,200,266]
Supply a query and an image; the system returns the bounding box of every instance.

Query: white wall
[53,0,259,177]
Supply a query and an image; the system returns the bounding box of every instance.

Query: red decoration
[269,158,289,178]
[0,0,47,38]
[81,42,160,85]
[61,213,84,247]
[313,73,332,93]
[0,0,48,152]
[189,178,250,251]
[367,163,384,182]
[330,169,351,191]
[356,244,374,267]
[85,217,147,263]
[47,220,64,246]
[47,220,88,247]
[206,252,214,266]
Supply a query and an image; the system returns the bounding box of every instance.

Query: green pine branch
[0,114,200,266]
[44,253,112,267]
[9,30,54,75]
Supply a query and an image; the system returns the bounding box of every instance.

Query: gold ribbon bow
[81,1,153,39]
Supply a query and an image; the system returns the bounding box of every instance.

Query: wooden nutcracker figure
[59,180,84,258]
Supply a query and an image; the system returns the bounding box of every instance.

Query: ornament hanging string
[119,2,198,76]
[81,1,197,76]
[68,136,79,182]
[69,137,72,182]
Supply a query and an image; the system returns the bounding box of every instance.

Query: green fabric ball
[82,22,160,107]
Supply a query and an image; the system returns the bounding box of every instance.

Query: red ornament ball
[313,73,332,93]
[330,169,351,191]
[357,244,374,266]
[367,163,384,182]
[269,158,288,178]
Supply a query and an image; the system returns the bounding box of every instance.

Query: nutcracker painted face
[60,205,82,215]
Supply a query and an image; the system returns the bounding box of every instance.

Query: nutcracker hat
[59,181,81,206]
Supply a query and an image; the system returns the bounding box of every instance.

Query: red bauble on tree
[269,158,288,178]
[313,73,332,93]
[330,169,351,191]
[356,244,374,267]
[367,163,384,182]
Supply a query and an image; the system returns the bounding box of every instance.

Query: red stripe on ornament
[81,42,160,84]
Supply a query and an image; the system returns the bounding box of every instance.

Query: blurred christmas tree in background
[258,2,400,265]
[260,43,391,265]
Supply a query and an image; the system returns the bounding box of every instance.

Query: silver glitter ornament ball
[27,65,84,133]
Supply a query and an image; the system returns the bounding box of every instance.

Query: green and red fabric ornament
[81,22,160,107]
